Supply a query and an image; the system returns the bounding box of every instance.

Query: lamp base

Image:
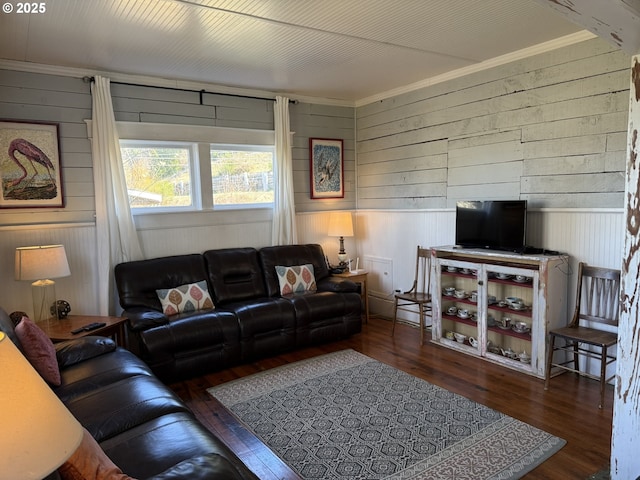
[31,280,58,324]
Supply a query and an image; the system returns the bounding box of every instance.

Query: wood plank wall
[356,38,630,209]
[0,68,354,316]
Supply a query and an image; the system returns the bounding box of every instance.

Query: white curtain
[272,96,298,245]
[91,76,144,315]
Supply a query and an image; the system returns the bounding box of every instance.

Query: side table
[333,270,369,324]
[38,315,128,347]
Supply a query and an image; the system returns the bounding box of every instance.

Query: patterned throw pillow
[156,280,214,316]
[275,264,317,295]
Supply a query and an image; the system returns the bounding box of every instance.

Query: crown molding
[0,30,597,110]
[355,30,597,108]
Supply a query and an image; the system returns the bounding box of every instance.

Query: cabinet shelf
[441,270,476,280]
[487,304,532,318]
[442,313,477,327]
[487,277,533,289]
[487,325,532,341]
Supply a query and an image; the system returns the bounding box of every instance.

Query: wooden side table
[333,270,369,324]
[38,315,128,347]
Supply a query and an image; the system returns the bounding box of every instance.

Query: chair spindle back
[576,264,620,328]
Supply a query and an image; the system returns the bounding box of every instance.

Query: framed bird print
[309,138,344,199]
[0,120,64,208]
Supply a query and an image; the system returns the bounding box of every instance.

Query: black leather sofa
[115,244,362,382]
[0,308,258,480]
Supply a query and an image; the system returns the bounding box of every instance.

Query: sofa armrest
[55,336,117,368]
[125,308,169,332]
[317,277,359,293]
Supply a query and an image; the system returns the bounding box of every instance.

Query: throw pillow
[275,264,317,295]
[156,280,214,316]
[58,427,136,480]
[14,316,61,386]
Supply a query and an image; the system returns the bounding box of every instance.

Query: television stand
[430,246,569,378]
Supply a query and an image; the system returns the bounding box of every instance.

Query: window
[117,122,275,213]
[210,146,274,207]
[120,141,196,210]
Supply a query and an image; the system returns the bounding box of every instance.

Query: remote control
[71,322,106,334]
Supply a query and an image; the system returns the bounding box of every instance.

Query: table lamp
[0,331,83,479]
[15,245,71,323]
[328,211,354,266]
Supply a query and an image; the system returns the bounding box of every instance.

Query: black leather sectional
[115,244,363,382]
[0,308,258,480]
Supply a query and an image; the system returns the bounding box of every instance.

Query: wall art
[309,138,344,199]
[0,120,64,208]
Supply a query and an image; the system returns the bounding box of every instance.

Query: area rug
[208,350,565,479]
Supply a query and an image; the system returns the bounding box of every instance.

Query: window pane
[210,148,274,206]
[121,145,192,208]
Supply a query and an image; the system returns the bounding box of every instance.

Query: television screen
[455,200,527,252]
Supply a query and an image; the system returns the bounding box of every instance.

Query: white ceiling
[0,0,590,103]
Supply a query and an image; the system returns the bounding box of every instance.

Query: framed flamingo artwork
[0,120,64,208]
[309,138,344,199]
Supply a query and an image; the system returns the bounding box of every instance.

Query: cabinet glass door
[484,265,538,371]
[437,259,480,353]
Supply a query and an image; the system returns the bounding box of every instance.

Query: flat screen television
[455,200,527,252]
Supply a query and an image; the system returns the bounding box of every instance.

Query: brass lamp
[328,211,354,265]
[0,331,83,479]
[15,245,71,323]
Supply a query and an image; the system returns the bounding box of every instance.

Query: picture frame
[309,138,344,199]
[0,120,64,208]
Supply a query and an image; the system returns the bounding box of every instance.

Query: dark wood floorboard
[169,316,612,480]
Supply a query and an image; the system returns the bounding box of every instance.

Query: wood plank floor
[169,316,613,480]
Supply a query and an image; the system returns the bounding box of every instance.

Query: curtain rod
[82,76,297,105]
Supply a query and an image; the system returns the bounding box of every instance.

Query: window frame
[114,121,276,215]
[119,139,201,214]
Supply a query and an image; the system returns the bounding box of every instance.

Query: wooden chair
[544,262,620,408]
[392,246,432,344]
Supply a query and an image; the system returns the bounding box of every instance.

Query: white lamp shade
[328,212,354,237]
[15,245,71,281]
[0,332,83,479]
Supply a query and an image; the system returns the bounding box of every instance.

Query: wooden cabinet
[431,246,569,378]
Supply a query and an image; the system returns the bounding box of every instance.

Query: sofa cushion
[136,309,241,382]
[275,264,317,294]
[203,248,266,303]
[15,316,61,386]
[156,280,214,316]
[217,298,296,361]
[58,427,134,480]
[55,348,154,403]
[149,453,252,480]
[259,244,330,297]
[281,290,363,347]
[56,336,117,368]
[115,254,210,311]
[64,374,190,442]
[101,412,259,479]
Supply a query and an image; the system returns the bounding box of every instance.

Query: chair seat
[550,326,618,347]
[395,292,431,303]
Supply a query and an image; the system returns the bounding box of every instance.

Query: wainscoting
[0,208,623,323]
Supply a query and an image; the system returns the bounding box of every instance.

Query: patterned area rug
[208,350,565,479]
